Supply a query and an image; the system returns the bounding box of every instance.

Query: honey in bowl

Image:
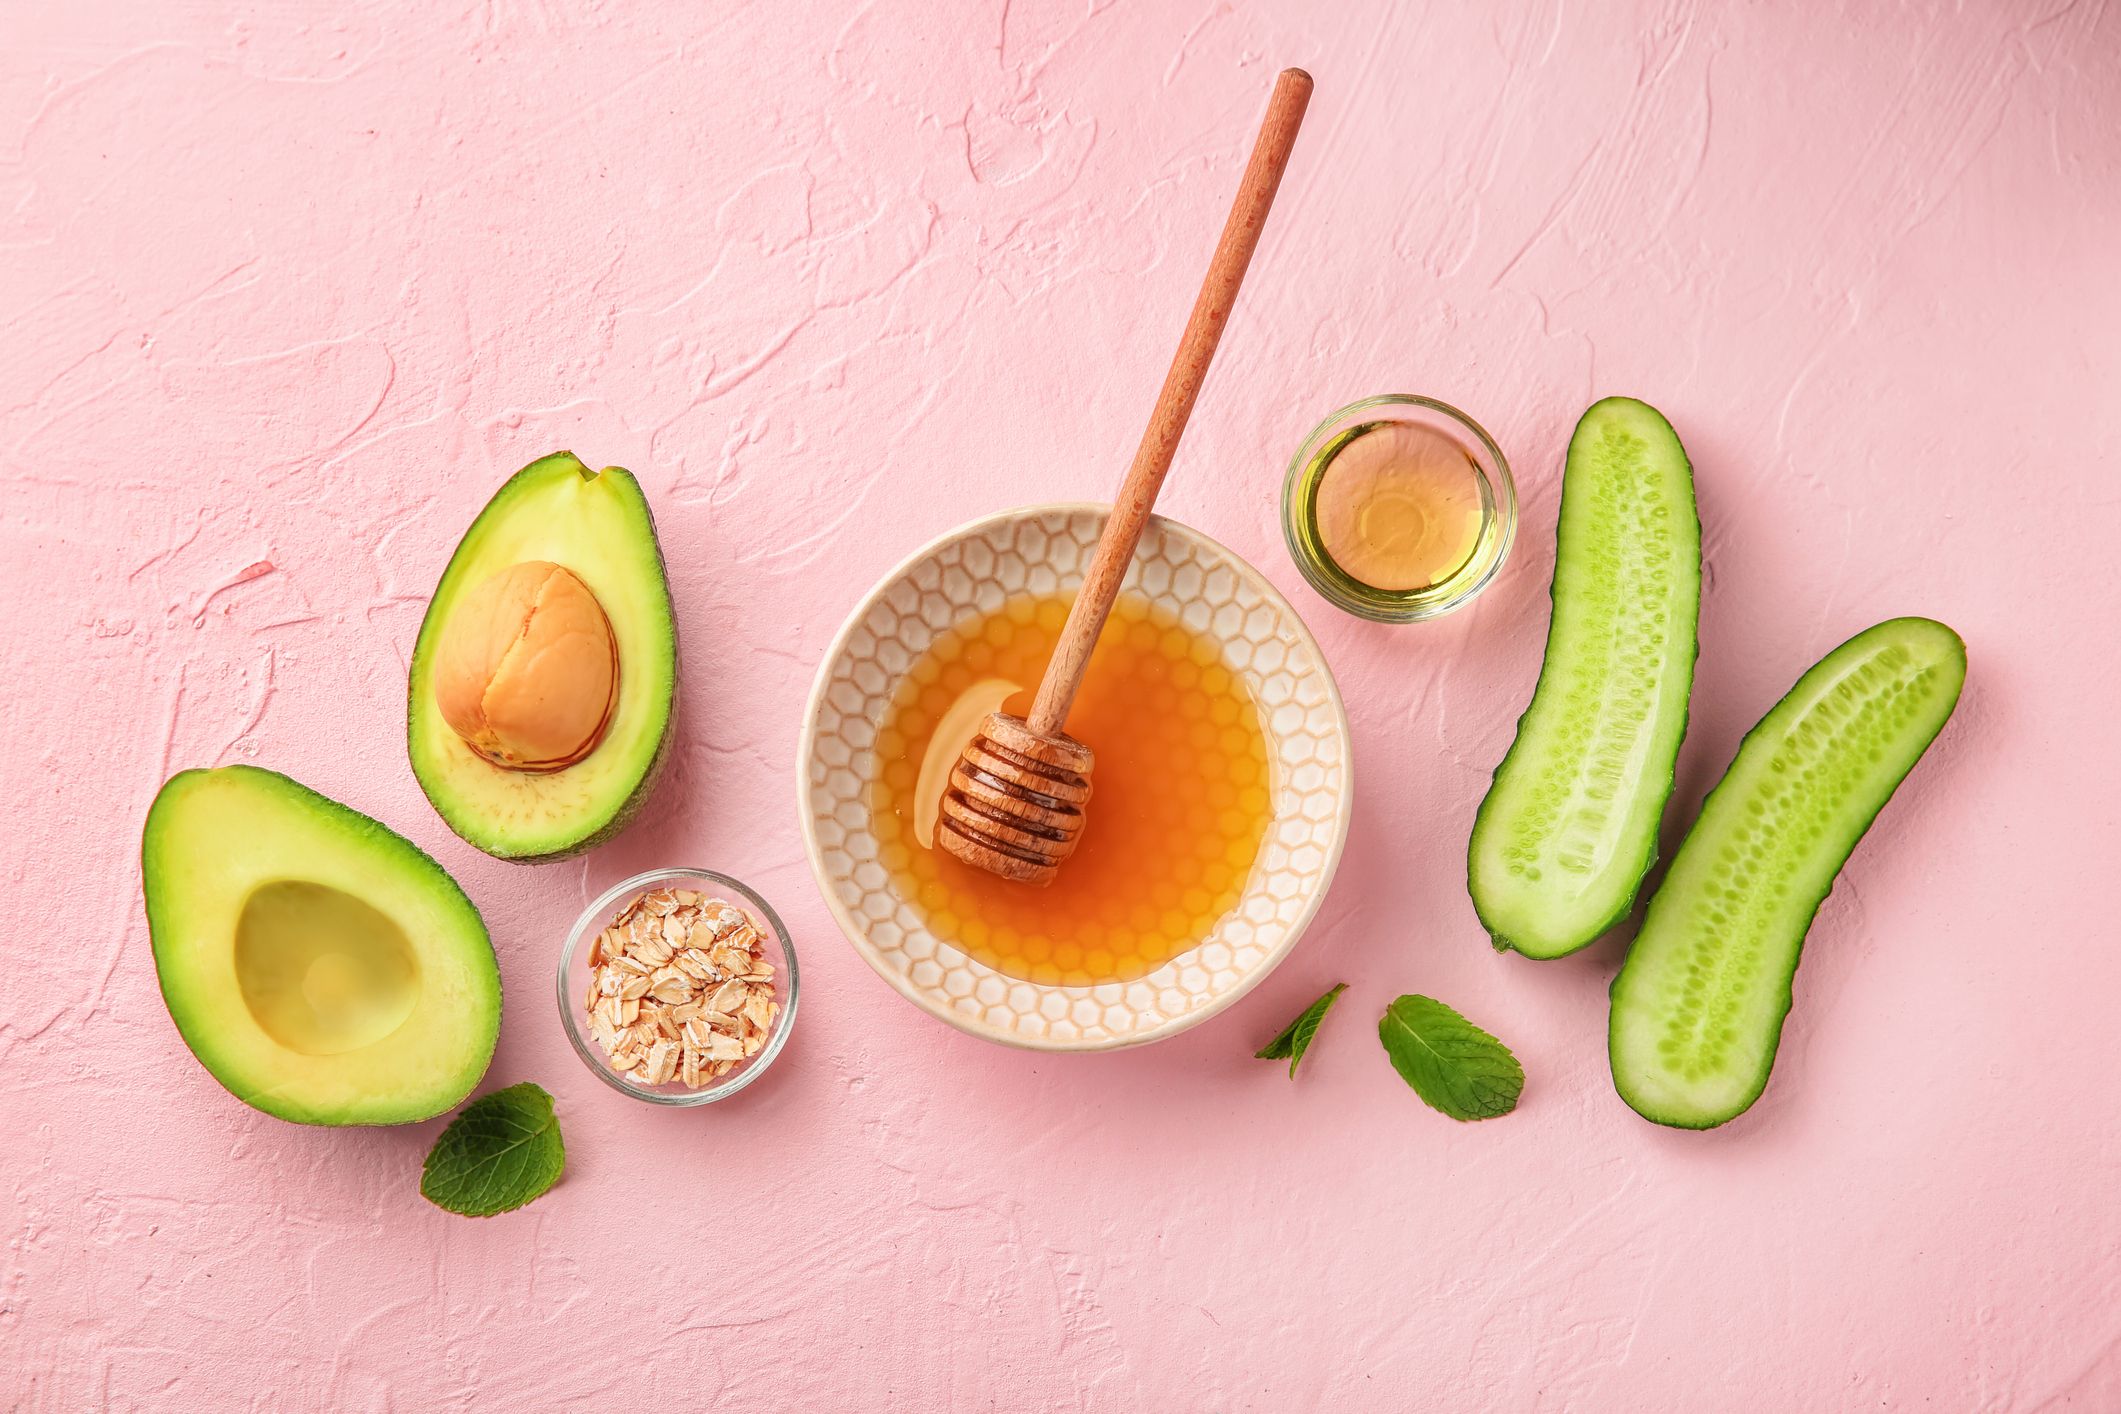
[871,593,1273,986]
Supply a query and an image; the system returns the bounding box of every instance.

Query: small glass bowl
[1281,394,1516,623]
[556,867,799,1106]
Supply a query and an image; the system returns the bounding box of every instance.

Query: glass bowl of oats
[557,867,799,1105]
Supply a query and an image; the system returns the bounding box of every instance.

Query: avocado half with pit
[142,766,501,1125]
[408,452,678,860]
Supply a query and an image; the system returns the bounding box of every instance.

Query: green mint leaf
[421,1083,566,1217]
[1255,983,1347,1077]
[1377,995,1524,1121]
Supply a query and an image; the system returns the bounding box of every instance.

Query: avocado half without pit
[142,766,502,1125]
[408,452,679,860]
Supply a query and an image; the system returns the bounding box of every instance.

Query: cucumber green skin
[407,452,678,862]
[1609,618,1967,1129]
[1468,397,1702,959]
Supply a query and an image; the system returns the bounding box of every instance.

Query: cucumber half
[1469,397,1701,958]
[1610,617,1966,1129]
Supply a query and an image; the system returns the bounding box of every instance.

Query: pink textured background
[5,1,2119,1408]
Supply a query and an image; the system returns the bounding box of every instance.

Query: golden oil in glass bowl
[869,593,1273,986]
[1282,395,1516,623]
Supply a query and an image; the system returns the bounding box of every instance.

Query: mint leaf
[421,1083,565,1217]
[1377,995,1523,1120]
[1255,983,1346,1077]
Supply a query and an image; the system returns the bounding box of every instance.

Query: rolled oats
[583,887,782,1090]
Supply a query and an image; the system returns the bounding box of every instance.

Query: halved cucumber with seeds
[1469,397,1701,958]
[1610,617,1966,1129]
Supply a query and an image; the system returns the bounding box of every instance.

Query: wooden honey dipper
[937,67,1313,886]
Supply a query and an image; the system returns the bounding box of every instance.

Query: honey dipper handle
[1026,67,1314,737]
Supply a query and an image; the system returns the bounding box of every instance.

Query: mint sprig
[421,1083,566,1217]
[1377,995,1523,1120]
[1255,983,1346,1077]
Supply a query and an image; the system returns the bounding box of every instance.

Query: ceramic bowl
[798,504,1352,1050]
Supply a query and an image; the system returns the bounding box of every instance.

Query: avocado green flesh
[1468,397,1701,959]
[408,452,678,861]
[143,766,501,1126]
[1609,618,1966,1129]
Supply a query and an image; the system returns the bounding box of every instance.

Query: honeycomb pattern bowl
[799,505,1352,1051]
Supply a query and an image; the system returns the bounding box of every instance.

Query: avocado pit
[433,560,619,771]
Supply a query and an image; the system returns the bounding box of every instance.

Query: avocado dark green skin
[142,765,501,1125]
[406,451,680,863]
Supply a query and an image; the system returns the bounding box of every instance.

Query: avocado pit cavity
[235,879,421,1055]
[433,560,619,771]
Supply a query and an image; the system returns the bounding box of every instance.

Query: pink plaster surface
[4,1,2119,1408]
